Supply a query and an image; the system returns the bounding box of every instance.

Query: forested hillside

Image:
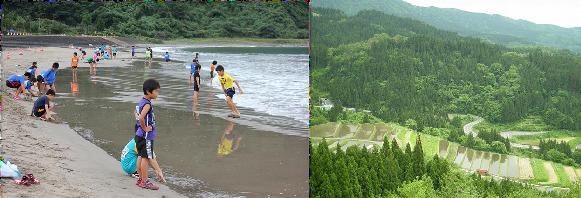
[310,8,581,131]
[312,0,581,52]
[2,2,308,41]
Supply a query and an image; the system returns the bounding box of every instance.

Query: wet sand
[2,41,308,197]
[53,61,308,197]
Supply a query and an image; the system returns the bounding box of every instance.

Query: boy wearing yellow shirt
[216,65,243,118]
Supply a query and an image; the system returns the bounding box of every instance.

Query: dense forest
[2,2,308,41]
[310,8,581,131]
[309,138,574,197]
[313,0,581,53]
[534,139,581,166]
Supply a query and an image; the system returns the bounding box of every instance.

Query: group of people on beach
[6,44,245,191]
[6,61,59,121]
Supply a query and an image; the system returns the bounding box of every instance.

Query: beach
[1,37,185,197]
[1,36,309,197]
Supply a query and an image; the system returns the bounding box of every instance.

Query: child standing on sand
[31,89,56,121]
[216,65,243,118]
[135,79,162,190]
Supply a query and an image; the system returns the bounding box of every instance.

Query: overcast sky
[403,0,581,28]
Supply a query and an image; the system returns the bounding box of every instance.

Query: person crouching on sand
[37,62,59,94]
[31,89,56,121]
[6,72,33,100]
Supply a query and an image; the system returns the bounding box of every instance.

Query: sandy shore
[1,47,186,197]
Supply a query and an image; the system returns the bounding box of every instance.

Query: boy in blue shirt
[37,62,59,94]
[6,72,33,100]
[31,89,56,121]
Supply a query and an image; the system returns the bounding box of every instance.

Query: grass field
[310,121,578,187]
[475,116,553,132]
[553,163,572,187]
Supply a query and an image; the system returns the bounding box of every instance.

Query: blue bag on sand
[120,139,138,175]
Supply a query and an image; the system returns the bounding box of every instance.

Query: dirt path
[543,162,559,184]
[519,157,534,179]
[462,115,482,137]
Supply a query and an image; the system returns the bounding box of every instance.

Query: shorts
[6,80,21,89]
[72,66,78,69]
[113,53,117,56]
[210,71,214,78]
[135,135,155,159]
[33,108,46,117]
[30,76,38,83]
[225,88,235,98]
[193,84,200,92]
[36,75,44,83]
[132,52,135,57]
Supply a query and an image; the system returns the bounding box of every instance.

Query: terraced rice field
[310,122,581,188]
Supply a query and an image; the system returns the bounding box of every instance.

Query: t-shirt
[113,47,118,53]
[27,67,37,76]
[120,139,138,174]
[33,95,49,111]
[190,63,197,74]
[135,97,157,140]
[41,69,57,85]
[71,56,79,66]
[131,48,135,53]
[145,50,151,58]
[164,54,170,61]
[24,80,32,90]
[7,74,25,84]
[87,57,94,62]
[219,73,235,89]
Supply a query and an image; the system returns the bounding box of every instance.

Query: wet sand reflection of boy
[217,121,242,157]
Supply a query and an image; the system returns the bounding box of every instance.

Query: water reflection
[217,121,242,157]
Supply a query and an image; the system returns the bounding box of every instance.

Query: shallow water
[438,140,449,158]
[454,146,466,165]
[52,46,308,197]
[489,153,501,175]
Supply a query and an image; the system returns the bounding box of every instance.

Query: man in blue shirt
[37,62,59,94]
[6,72,32,100]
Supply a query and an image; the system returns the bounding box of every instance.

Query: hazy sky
[403,0,581,28]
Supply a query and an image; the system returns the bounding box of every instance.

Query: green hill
[310,8,581,131]
[312,0,581,52]
[2,2,308,41]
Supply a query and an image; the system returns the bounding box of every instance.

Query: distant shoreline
[2,35,309,48]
